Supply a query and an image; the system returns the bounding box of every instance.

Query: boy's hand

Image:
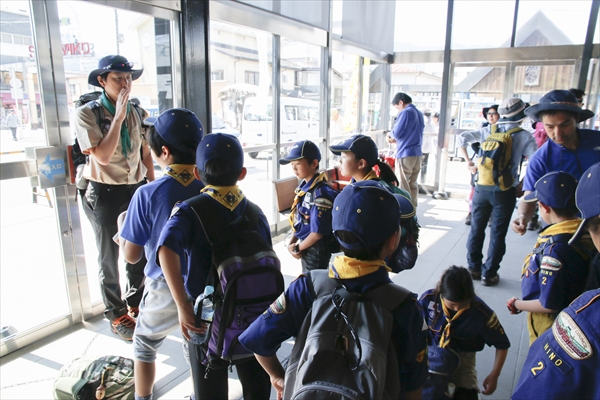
[177,302,200,341]
[288,243,302,259]
[482,373,499,395]
[507,297,521,314]
[271,376,284,400]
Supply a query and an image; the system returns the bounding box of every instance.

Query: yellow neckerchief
[439,295,470,349]
[350,169,379,183]
[200,185,245,211]
[289,172,328,231]
[329,255,391,279]
[521,219,582,277]
[164,164,196,187]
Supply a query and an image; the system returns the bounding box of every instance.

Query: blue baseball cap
[144,108,204,153]
[279,140,321,165]
[196,133,244,173]
[329,134,378,167]
[523,171,578,209]
[570,163,600,244]
[332,180,408,250]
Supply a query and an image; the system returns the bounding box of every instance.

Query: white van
[241,97,319,158]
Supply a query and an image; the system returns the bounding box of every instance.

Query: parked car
[212,113,241,138]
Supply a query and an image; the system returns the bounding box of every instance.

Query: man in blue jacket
[390,92,424,208]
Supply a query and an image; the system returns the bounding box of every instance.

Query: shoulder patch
[269,292,287,315]
[315,198,333,209]
[552,311,593,360]
[541,256,562,271]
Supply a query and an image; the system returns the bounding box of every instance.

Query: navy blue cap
[196,133,244,173]
[570,163,600,244]
[88,55,143,87]
[523,171,578,209]
[329,134,378,167]
[332,180,403,250]
[144,108,203,153]
[525,90,594,122]
[279,140,321,165]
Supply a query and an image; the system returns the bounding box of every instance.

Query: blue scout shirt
[512,289,600,400]
[419,289,510,353]
[239,265,429,393]
[120,165,204,280]
[523,128,600,192]
[156,188,271,299]
[293,174,337,241]
[391,103,424,158]
[521,219,595,311]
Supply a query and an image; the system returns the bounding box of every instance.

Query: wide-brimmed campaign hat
[525,90,594,122]
[497,98,527,124]
[88,55,143,87]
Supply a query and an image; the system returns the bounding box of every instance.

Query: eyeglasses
[103,62,134,70]
[487,112,498,116]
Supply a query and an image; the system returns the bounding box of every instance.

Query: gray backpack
[284,270,411,400]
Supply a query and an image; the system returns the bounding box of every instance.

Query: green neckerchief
[100,91,132,158]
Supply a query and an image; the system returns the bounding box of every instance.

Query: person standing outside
[511,90,600,236]
[390,92,424,208]
[74,55,155,341]
[466,98,537,286]
[6,109,20,141]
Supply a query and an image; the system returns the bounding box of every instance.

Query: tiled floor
[0,186,540,400]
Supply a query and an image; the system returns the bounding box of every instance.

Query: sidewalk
[0,188,538,399]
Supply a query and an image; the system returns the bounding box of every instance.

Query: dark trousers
[194,357,271,400]
[9,127,17,140]
[83,180,146,321]
[301,239,332,272]
[466,186,516,279]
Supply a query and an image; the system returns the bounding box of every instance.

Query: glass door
[1,0,180,357]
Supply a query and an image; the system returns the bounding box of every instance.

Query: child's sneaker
[111,314,136,341]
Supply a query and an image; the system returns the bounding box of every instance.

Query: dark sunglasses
[103,62,134,70]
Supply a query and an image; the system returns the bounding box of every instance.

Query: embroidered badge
[177,169,193,183]
[552,311,593,360]
[315,198,333,210]
[542,341,573,375]
[541,256,562,272]
[224,191,239,207]
[269,293,287,315]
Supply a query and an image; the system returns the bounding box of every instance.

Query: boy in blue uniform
[420,266,510,398]
[280,140,338,272]
[506,171,596,344]
[513,163,600,399]
[239,180,428,399]
[117,108,204,400]
[157,133,271,400]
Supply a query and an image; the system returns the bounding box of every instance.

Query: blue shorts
[132,277,182,363]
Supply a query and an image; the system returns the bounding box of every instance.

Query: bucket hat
[497,98,526,123]
[88,55,143,87]
[525,90,594,122]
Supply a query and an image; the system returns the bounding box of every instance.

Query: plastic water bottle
[189,285,215,345]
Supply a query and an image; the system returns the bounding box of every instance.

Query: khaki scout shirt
[74,101,148,185]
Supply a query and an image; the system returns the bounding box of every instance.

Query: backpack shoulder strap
[187,195,256,245]
[307,270,411,312]
[86,100,104,129]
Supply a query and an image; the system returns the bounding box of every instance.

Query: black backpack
[283,270,411,399]
[186,195,285,373]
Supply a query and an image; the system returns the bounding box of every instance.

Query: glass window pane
[209,21,275,223]
[58,1,175,305]
[394,1,448,52]
[390,63,444,185]
[363,59,384,133]
[452,1,516,49]
[516,1,593,46]
[1,3,70,340]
